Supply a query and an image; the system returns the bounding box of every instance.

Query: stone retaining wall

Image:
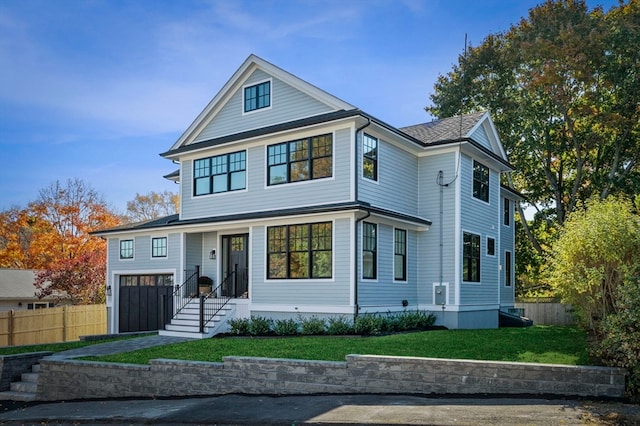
[36,355,626,401]
[0,352,52,391]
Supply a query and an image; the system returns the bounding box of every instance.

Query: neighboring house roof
[0,269,46,300]
[93,202,432,236]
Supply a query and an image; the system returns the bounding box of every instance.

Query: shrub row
[227,310,437,336]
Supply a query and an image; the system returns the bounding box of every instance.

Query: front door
[222,234,249,298]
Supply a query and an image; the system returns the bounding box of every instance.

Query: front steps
[0,363,40,402]
[159,298,234,339]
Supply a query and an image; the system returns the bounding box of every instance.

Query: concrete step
[11,381,37,393]
[0,390,37,402]
[21,372,39,383]
[158,329,211,339]
[31,364,41,373]
[164,324,208,333]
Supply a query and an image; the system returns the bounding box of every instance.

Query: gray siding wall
[250,217,352,306]
[469,125,491,150]
[195,69,334,142]
[108,234,181,276]
[417,152,457,305]
[358,132,419,215]
[500,198,515,306]
[459,154,500,306]
[357,223,419,308]
[181,127,353,220]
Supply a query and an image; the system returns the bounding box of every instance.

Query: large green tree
[428,0,640,254]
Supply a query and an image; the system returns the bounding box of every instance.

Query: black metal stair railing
[171,265,200,320]
[199,269,237,333]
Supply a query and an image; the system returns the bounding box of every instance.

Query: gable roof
[167,54,356,153]
[400,111,487,144]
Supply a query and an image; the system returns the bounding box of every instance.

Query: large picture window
[363,133,378,181]
[267,222,332,279]
[462,232,480,282]
[244,81,270,112]
[267,134,332,185]
[394,228,407,281]
[362,222,377,279]
[194,151,246,196]
[473,160,489,202]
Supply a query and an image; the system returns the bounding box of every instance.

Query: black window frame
[267,133,332,186]
[362,133,378,181]
[463,232,481,282]
[503,197,511,226]
[487,237,496,256]
[362,222,377,279]
[473,160,489,202]
[266,221,332,279]
[244,80,271,113]
[505,251,512,287]
[119,239,133,259]
[193,150,246,196]
[394,228,407,281]
[151,237,167,258]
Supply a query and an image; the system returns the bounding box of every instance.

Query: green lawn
[83,326,593,366]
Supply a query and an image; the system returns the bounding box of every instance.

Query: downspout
[353,117,371,320]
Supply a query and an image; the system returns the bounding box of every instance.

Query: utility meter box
[434,284,447,305]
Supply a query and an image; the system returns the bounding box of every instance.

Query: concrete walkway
[46,334,192,359]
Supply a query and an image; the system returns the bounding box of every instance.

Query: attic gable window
[473,160,489,202]
[267,133,332,185]
[244,80,271,113]
[194,151,246,196]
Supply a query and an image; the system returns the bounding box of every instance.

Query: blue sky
[0,0,619,213]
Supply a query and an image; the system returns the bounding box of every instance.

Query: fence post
[63,306,67,342]
[8,310,14,347]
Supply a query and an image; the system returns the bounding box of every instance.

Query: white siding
[250,217,352,306]
[459,154,501,306]
[195,70,334,142]
[181,126,353,220]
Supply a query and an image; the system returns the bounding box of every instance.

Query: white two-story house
[95,55,519,337]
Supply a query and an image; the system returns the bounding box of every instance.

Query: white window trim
[151,236,168,259]
[118,238,135,261]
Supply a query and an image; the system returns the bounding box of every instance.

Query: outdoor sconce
[106,285,112,297]
[209,249,216,260]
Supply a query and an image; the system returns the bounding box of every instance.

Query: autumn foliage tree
[0,178,121,304]
[125,190,179,223]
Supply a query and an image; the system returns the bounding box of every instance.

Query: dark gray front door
[222,234,248,298]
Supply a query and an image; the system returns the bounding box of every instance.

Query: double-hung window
[244,81,270,113]
[267,134,332,185]
[473,160,489,202]
[152,237,167,258]
[119,239,133,259]
[194,151,246,196]
[267,222,332,279]
[363,133,378,181]
[462,232,480,282]
[362,222,377,279]
[394,229,407,281]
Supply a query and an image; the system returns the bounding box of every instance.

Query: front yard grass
[84,325,593,366]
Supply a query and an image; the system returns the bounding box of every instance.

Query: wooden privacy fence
[515,298,574,326]
[0,305,106,347]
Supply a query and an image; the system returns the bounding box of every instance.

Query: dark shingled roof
[400,111,487,145]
